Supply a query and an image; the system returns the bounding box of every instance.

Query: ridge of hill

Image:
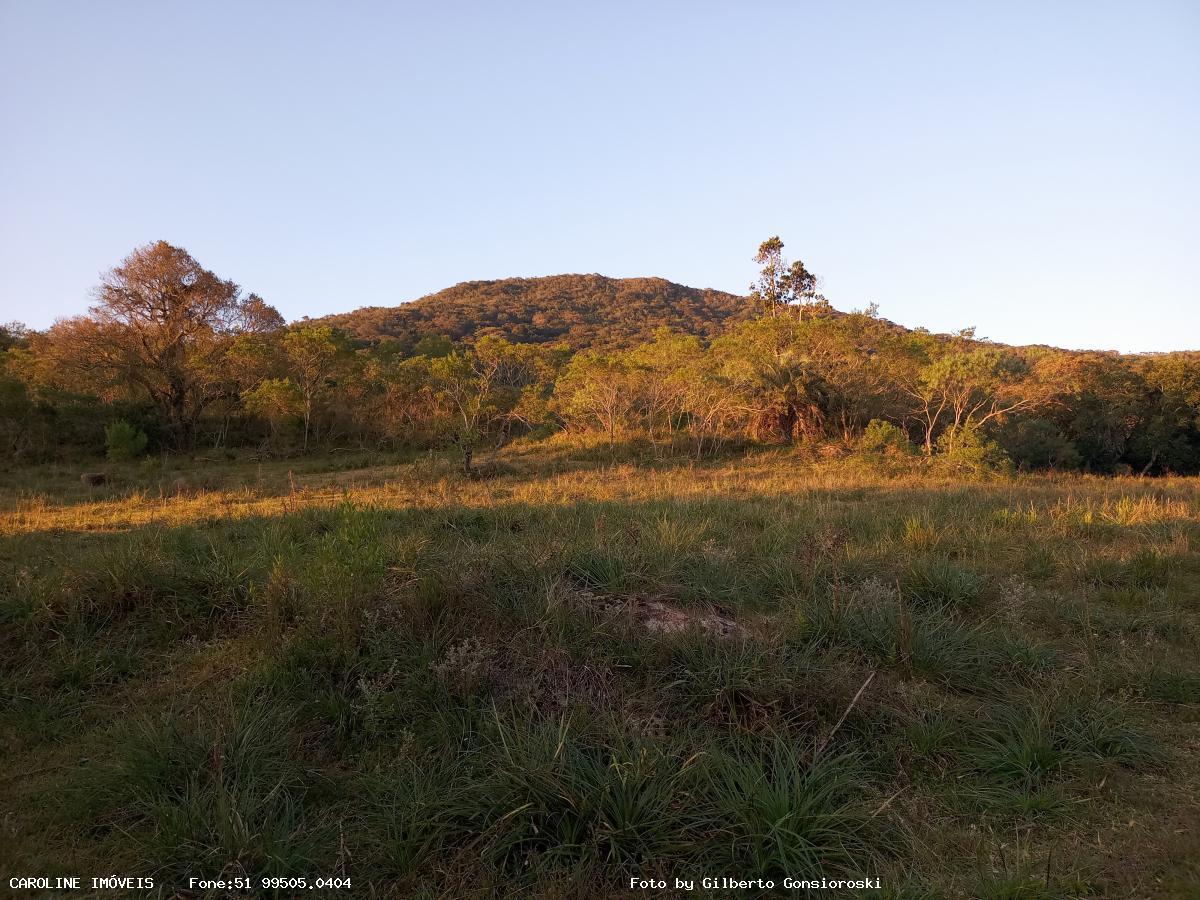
[309,274,752,349]
[306,273,1195,359]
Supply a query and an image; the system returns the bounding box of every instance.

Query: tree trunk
[1139,449,1158,477]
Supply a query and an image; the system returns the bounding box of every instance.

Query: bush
[1001,418,1081,471]
[105,420,148,461]
[935,426,1012,475]
[860,419,914,455]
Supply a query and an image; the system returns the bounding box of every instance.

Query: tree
[999,418,1080,470]
[1037,352,1146,472]
[0,323,29,352]
[749,237,828,320]
[411,333,455,358]
[358,354,449,448]
[243,378,303,448]
[37,241,282,448]
[625,331,705,446]
[429,336,552,471]
[1132,354,1200,474]
[897,338,1044,456]
[281,326,354,450]
[555,352,638,447]
[0,345,38,459]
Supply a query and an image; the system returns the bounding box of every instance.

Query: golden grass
[3,454,1197,537]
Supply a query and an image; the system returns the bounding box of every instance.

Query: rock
[80,472,106,487]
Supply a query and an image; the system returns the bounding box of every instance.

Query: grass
[1,447,1198,896]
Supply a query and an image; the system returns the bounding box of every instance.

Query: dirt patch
[570,587,747,639]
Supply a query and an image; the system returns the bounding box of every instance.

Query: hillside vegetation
[312,274,750,349]
[4,239,1199,478]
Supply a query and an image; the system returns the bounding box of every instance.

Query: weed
[902,556,984,608]
[695,738,874,877]
[74,698,330,878]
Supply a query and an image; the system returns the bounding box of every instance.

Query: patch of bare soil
[569,587,747,638]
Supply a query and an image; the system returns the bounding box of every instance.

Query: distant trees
[0,323,29,352]
[3,238,1200,475]
[749,236,828,320]
[313,275,749,349]
[0,334,37,459]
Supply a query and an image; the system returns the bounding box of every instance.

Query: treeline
[2,240,1198,474]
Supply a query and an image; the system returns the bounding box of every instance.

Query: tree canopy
[30,241,283,447]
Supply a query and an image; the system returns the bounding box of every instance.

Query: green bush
[105,420,148,461]
[935,426,1012,475]
[860,419,914,455]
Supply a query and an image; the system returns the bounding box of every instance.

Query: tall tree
[37,241,282,448]
[749,237,828,320]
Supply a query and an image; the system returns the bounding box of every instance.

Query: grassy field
[1,445,1198,898]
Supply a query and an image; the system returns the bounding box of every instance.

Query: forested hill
[310,275,751,349]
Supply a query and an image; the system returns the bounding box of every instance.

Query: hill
[310,274,751,349]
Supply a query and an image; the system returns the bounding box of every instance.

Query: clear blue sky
[1,1,1197,351]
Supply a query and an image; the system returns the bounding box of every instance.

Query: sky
[1,1,1197,352]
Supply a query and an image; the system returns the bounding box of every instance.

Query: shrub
[104,420,148,461]
[1001,418,1081,471]
[860,419,914,455]
[935,426,1012,475]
